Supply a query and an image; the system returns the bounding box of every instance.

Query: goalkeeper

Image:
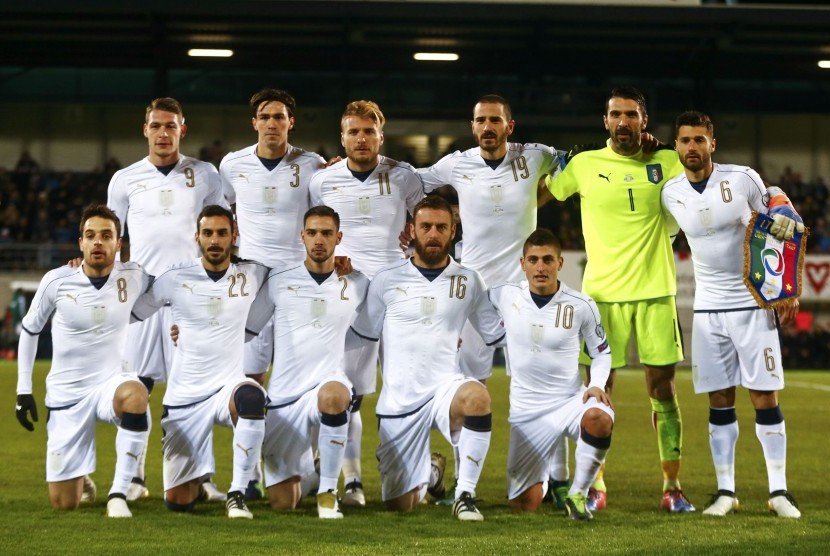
[548,87,803,514]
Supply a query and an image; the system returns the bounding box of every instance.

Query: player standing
[15,204,151,518]
[309,100,424,506]
[131,205,268,519]
[247,206,369,519]
[418,94,567,505]
[220,89,326,499]
[350,195,505,521]
[662,111,801,518]
[491,229,613,520]
[546,87,692,512]
[107,97,227,502]
[220,87,325,382]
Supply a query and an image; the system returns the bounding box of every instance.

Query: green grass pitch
[1,361,828,555]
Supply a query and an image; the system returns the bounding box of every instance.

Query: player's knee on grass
[581,408,613,438]
[233,384,265,420]
[49,478,83,510]
[385,488,420,512]
[510,483,543,512]
[165,498,197,512]
[165,481,200,509]
[268,477,301,510]
[317,382,351,414]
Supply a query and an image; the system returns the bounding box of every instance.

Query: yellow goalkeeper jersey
[546,146,683,302]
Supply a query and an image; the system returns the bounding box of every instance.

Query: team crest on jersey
[91,305,107,333]
[420,296,437,325]
[262,186,277,205]
[310,298,327,328]
[530,324,544,353]
[646,164,663,185]
[159,189,174,215]
[207,296,223,326]
[358,196,372,217]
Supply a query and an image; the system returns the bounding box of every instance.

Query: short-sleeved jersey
[21,262,152,407]
[107,155,226,275]
[132,258,269,406]
[351,258,504,416]
[418,143,560,284]
[245,264,369,405]
[547,146,683,302]
[309,157,424,278]
[220,144,325,267]
[662,163,767,311]
[489,281,609,423]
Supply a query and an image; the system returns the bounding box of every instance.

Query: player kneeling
[489,229,614,520]
[15,205,152,518]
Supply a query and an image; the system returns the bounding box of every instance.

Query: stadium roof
[2,1,830,114]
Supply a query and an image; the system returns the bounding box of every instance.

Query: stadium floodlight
[819,60,830,69]
[413,52,459,62]
[188,48,234,58]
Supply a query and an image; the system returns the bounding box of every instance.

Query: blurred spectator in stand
[15,150,40,174]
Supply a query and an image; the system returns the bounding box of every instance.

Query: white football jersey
[489,281,610,422]
[220,144,325,267]
[20,262,152,407]
[662,163,767,310]
[245,264,369,405]
[132,258,269,406]
[309,157,424,278]
[107,155,226,275]
[351,258,504,416]
[418,143,560,284]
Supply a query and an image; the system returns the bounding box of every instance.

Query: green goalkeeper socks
[651,396,682,463]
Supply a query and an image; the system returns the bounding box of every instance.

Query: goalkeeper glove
[15,394,38,431]
[767,186,805,240]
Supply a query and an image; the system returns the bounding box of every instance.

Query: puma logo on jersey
[329,439,345,447]
[676,199,686,208]
[598,173,611,182]
[395,287,409,295]
[238,173,249,182]
[465,455,482,467]
[133,183,147,191]
[236,443,253,457]
[462,175,475,183]
[288,286,301,296]
[511,302,521,314]
[65,293,79,303]
[182,283,195,294]
[126,451,141,461]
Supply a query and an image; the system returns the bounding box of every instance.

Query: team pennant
[743,211,807,308]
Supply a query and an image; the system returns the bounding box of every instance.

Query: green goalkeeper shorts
[579,296,684,369]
